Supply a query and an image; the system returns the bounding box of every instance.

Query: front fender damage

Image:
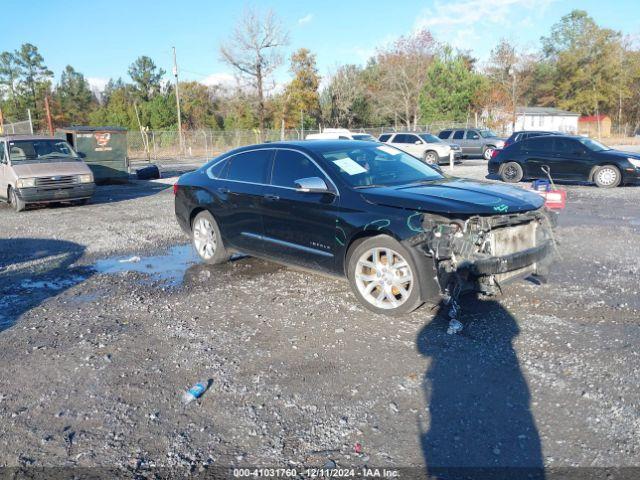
[403,207,558,299]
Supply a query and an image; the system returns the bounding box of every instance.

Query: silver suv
[0,135,95,212]
[437,128,505,159]
[378,132,462,165]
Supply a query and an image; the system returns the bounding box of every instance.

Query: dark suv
[489,135,640,188]
[438,128,505,159]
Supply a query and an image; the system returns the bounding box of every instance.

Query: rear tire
[191,210,230,264]
[9,188,25,212]
[482,146,494,160]
[500,161,523,183]
[347,235,423,316]
[593,165,621,188]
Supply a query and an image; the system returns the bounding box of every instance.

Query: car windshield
[577,137,611,152]
[419,133,442,143]
[479,129,498,138]
[351,134,375,141]
[8,139,78,163]
[319,144,443,188]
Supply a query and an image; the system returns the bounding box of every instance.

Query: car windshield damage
[419,133,442,143]
[351,134,375,141]
[8,140,79,163]
[320,144,443,188]
[479,130,498,138]
[578,137,611,151]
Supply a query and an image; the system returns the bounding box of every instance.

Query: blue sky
[1,0,638,92]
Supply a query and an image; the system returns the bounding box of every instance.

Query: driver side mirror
[294,177,331,194]
[414,140,422,145]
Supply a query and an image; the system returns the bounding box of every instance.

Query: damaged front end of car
[404,207,558,299]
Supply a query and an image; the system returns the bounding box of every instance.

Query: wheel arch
[588,163,621,182]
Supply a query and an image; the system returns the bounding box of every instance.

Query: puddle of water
[94,244,199,286]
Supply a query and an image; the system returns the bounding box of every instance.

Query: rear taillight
[503,141,511,148]
[491,149,500,159]
[173,184,179,195]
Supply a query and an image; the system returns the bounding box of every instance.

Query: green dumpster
[57,126,129,183]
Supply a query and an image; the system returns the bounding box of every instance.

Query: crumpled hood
[359,178,544,215]
[11,161,92,178]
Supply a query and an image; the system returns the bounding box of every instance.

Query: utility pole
[300,110,304,139]
[172,47,184,157]
[509,66,517,133]
[27,109,33,134]
[44,96,54,136]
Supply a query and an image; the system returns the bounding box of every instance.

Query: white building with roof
[512,107,579,134]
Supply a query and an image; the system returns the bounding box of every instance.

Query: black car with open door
[489,135,640,188]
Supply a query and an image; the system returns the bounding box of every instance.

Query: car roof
[0,134,59,142]
[224,139,381,156]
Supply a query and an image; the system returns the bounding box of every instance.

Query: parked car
[0,135,95,212]
[503,130,561,149]
[438,128,505,159]
[306,128,376,141]
[377,132,462,165]
[174,140,556,315]
[488,135,640,188]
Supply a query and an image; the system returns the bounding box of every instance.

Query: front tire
[500,161,523,183]
[347,235,423,316]
[191,210,230,264]
[593,165,621,188]
[9,188,25,212]
[423,150,438,164]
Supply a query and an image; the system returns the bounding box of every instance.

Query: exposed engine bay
[405,207,557,298]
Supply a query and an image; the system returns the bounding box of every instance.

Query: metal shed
[57,126,129,182]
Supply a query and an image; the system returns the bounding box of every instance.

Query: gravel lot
[0,157,639,477]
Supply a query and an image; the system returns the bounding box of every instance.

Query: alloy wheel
[193,217,217,260]
[354,247,413,310]
[596,167,617,187]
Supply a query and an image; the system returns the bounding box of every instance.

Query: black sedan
[489,135,640,188]
[175,141,556,315]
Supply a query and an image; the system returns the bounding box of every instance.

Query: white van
[306,128,376,142]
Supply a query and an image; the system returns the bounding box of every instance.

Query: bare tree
[220,8,289,137]
[373,29,438,130]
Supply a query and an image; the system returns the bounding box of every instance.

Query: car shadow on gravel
[0,238,92,332]
[417,297,544,479]
[88,181,172,206]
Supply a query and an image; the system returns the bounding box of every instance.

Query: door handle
[264,193,280,201]
[217,187,229,194]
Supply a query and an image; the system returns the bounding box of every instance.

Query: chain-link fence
[0,119,33,135]
[127,122,493,164]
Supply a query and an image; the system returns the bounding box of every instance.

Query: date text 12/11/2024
[232,468,400,478]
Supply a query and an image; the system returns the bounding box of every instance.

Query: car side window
[379,134,391,142]
[271,149,323,188]
[553,138,574,155]
[452,130,464,140]
[528,137,553,153]
[438,130,452,139]
[466,130,480,140]
[0,143,5,163]
[224,149,272,184]
[391,134,411,144]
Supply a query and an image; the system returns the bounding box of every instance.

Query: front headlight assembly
[78,174,93,183]
[16,178,36,188]
[627,157,640,169]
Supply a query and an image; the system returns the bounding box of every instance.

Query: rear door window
[271,149,323,188]
[527,137,553,153]
[224,149,273,184]
[379,134,391,142]
[452,130,464,140]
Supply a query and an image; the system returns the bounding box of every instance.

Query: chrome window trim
[205,146,340,196]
